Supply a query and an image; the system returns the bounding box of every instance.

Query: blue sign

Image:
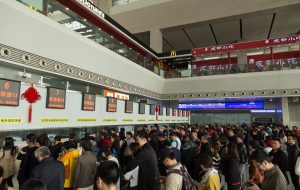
[179,102,264,110]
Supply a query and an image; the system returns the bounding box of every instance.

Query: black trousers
[290,168,300,190]
[3,175,14,187]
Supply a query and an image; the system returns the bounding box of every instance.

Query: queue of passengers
[0,123,300,190]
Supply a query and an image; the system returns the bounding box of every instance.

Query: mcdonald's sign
[170,50,177,57]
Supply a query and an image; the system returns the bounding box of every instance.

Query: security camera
[18,71,32,79]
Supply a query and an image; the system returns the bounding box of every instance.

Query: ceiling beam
[182,29,196,48]
[239,19,243,40]
[163,37,174,50]
[267,13,277,39]
[209,24,218,45]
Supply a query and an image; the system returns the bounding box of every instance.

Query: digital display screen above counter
[0,79,21,106]
[178,102,264,110]
[125,101,133,113]
[150,104,155,115]
[172,109,176,116]
[166,108,170,116]
[159,107,164,115]
[46,87,66,109]
[82,93,96,111]
[107,97,117,112]
[139,103,145,114]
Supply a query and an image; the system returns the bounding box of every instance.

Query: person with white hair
[31,146,65,190]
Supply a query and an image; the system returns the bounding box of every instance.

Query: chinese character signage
[0,79,21,106]
[125,100,133,113]
[46,87,66,109]
[178,110,181,117]
[107,97,117,112]
[82,93,96,111]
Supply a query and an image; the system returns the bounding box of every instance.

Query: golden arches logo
[170,50,177,57]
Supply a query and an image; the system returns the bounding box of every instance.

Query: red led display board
[150,104,155,115]
[166,108,170,116]
[82,93,96,111]
[172,109,176,116]
[107,97,117,112]
[178,110,181,117]
[125,100,133,113]
[0,79,21,106]
[182,111,186,117]
[46,87,66,109]
[139,103,145,114]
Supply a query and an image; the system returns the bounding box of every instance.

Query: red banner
[192,35,300,55]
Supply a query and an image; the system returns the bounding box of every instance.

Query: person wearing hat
[160,148,183,190]
[236,133,248,189]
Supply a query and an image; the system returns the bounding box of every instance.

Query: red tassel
[29,104,32,123]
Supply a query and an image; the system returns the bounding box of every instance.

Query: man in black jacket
[125,129,160,190]
[31,146,65,190]
[287,134,300,190]
[269,138,289,184]
[17,133,39,187]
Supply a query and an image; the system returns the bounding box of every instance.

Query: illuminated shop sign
[179,102,264,110]
[76,0,105,19]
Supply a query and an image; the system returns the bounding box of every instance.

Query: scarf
[199,168,218,187]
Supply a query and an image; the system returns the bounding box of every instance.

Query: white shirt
[295,157,300,176]
[171,137,181,150]
[124,166,139,187]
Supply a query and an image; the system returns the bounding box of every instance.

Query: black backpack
[167,165,196,190]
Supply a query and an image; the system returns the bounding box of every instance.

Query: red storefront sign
[192,35,300,55]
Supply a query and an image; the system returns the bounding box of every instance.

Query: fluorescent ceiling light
[247,52,264,56]
[204,56,220,60]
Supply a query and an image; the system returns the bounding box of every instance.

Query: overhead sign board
[82,93,96,111]
[76,0,105,19]
[107,97,117,112]
[0,79,21,106]
[46,87,66,109]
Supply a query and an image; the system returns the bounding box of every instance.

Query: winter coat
[0,149,18,178]
[125,142,160,190]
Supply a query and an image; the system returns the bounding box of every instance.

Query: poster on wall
[172,108,176,116]
[0,78,21,106]
[107,97,117,112]
[82,93,96,111]
[125,100,133,113]
[150,104,155,115]
[139,103,145,114]
[46,87,66,109]
[159,106,164,115]
[166,108,170,116]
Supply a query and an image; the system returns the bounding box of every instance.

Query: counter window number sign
[46,87,66,109]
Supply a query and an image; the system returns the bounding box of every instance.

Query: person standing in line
[170,132,181,151]
[95,161,119,190]
[287,134,300,190]
[0,137,18,189]
[125,129,160,190]
[197,153,220,190]
[124,142,140,190]
[268,138,289,184]
[122,132,135,168]
[17,133,39,187]
[249,149,288,190]
[59,141,79,190]
[31,146,65,190]
[73,140,97,190]
[101,146,120,190]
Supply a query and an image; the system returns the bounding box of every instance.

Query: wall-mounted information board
[46,87,66,109]
[172,109,176,116]
[159,106,164,115]
[125,100,133,113]
[107,97,117,112]
[82,93,96,111]
[0,79,21,106]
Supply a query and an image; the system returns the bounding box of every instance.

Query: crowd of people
[0,123,300,190]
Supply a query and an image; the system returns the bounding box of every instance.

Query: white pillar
[237,51,248,72]
[282,97,290,127]
[150,28,163,53]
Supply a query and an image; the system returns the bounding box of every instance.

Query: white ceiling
[134,7,300,53]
